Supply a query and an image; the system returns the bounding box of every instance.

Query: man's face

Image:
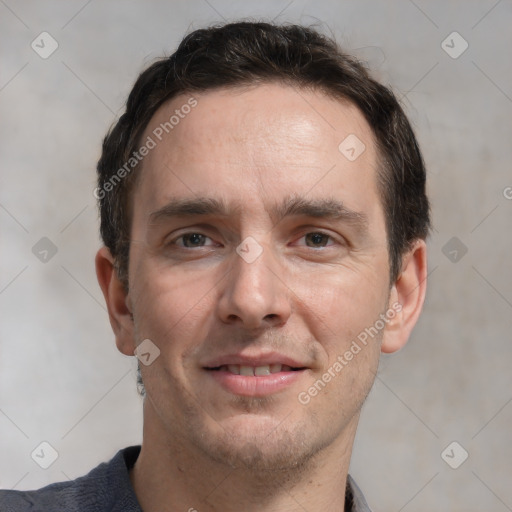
[126,83,391,470]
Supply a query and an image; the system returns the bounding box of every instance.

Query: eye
[173,233,216,248]
[297,232,335,248]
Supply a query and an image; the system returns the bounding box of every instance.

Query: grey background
[1,0,511,510]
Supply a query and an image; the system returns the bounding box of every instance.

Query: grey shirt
[0,446,372,511]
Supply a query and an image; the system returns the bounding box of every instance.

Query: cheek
[289,267,389,350]
[129,262,217,358]
[297,279,383,412]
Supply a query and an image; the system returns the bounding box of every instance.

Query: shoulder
[0,479,94,512]
[0,446,142,512]
[346,474,373,512]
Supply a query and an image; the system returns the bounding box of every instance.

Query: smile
[205,364,307,397]
[210,364,301,376]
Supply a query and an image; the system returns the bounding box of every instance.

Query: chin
[190,412,328,473]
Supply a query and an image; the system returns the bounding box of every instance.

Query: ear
[95,246,136,356]
[381,239,428,354]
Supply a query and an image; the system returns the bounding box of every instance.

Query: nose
[216,242,292,329]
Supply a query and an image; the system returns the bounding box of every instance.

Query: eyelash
[168,231,338,249]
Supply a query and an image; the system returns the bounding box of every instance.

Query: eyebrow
[148,195,368,230]
[269,196,368,229]
[149,197,233,223]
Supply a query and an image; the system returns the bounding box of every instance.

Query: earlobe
[381,239,428,354]
[95,247,136,356]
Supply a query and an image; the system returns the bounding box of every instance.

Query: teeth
[227,364,240,375]
[239,365,254,376]
[254,365,270,376]
[223,364,288,376]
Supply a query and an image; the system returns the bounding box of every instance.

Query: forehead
[134,83,382,224]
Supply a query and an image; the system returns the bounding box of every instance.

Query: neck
[130,401,359,512]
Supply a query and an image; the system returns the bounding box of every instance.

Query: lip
[207,367,306,397]
[202,351,307,370]
[202,351,309,397]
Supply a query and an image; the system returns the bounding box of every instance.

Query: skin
[96,83,427,512]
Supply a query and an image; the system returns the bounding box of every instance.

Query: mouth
[203,358,308,397]
[207,363,305,376]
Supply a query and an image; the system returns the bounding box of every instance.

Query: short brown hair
[97,21,430,287]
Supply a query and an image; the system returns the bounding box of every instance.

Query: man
[1,21,429,511]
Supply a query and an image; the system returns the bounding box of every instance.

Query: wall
[1,1,511,510]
